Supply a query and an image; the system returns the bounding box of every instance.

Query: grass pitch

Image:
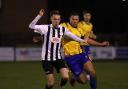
[0,60,128,89]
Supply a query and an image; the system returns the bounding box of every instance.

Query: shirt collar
[50,24,60,29]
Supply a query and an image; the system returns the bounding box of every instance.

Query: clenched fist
[101,41,110,47]
[39,9,45,16]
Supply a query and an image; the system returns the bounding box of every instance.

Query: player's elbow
[29,23,34,29]
[29,24,32,29]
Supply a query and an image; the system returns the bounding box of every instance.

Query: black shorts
[41,59,67,75]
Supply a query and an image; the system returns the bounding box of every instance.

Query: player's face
[51,15,61,27]
[70,16,79,28]
[83,13,91,22]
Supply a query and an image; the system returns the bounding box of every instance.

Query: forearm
[87,38,102,46]
[29,15,42,29]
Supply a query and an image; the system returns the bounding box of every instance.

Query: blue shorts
[81,45,91,56]
[64,53,89,77]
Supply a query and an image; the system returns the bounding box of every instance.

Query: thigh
[42,61,55,85]
[42,60,54,75]
[65,55,82,77]
[79,53,89,69]
[85,46,91,55]
[83,46,93,61]
[53,59,67,73]
[83,61,96,76]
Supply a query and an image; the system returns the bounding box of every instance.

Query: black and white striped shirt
[29,15,85,61]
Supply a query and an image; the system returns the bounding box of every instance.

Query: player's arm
[29,9,45,30]
[64,28,87,44]
[86,38,109,47]
[89,31,97,39]
[64,28,109,46]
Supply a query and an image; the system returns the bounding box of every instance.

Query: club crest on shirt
[50,37,60,43]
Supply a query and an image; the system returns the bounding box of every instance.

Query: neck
[85,20,89,22]
[84,20,90,24]
[52,24,59,28]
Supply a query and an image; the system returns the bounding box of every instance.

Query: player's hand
[101,41,109,47]
[39,9,45,16]
[33,36,41,43]
[80,39,88,45]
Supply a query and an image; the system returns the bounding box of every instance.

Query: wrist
[98,43,103,46]
[38,14,43,17]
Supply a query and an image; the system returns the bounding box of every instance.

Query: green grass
[0,60,128,89]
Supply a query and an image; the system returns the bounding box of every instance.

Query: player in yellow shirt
[78,10,97,89]
[61,12,109,89]
[61,22,84,56]
[78,10,96,40]
[78,10,96,60]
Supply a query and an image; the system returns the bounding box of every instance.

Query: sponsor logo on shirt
[50,37,60,43]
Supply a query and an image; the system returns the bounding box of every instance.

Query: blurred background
[0,0,128,89]
[0,0,128,46]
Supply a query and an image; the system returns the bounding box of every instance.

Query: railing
[0,47,128,61]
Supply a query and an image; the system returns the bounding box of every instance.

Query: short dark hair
[50,10,61,17]
[69,11,79,17]
[82,10,91,15]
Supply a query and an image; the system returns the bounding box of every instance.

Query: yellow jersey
[78,21,93,38]
[61,22,84,56]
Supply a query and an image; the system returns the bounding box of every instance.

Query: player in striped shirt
[29,9,88,89]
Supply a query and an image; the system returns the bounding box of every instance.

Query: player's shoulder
[87,22,93,27]
[37,24,49,28]
[78,21,84,25]
[78,21,85,28]
[59,23,66,28]
[34,24,49,34]
[60,22,70,30]
[60,22,69,27]
[78,21,92,25]
[77,27,83,31]
[78,27,85,35]
[88,22,93,26]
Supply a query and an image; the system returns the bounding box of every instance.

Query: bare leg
[84,61,97,89]
[59,68,69,88]
[45,74,55,89]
